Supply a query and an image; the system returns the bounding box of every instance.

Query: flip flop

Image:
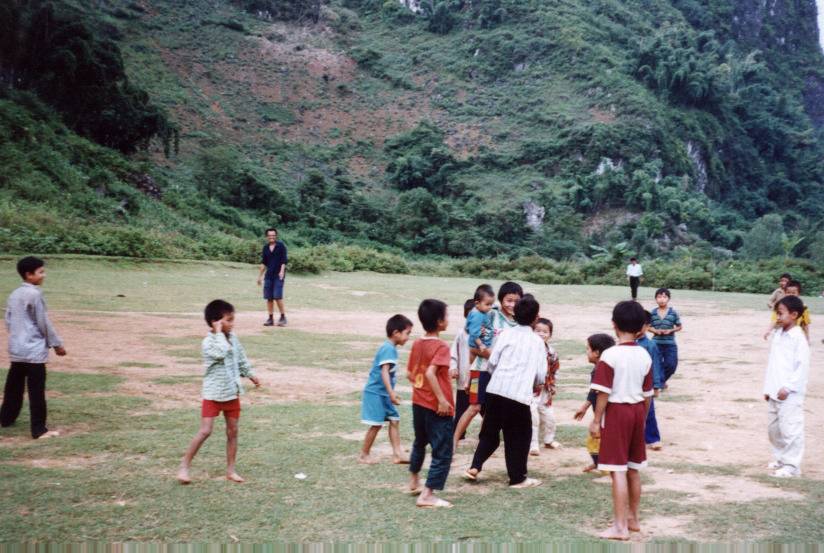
[416,498,453,509]
[463,469,478,481]
[405,486,423,496]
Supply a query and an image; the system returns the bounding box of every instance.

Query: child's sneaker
[544,441,562,449]
[277,315,287,327]
[263,316,274,327]
[767,461,783,470]
[772,466,799,478]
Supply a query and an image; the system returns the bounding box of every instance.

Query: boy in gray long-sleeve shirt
[1,257,66,439]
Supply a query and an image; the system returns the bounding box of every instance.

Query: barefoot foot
[582,463,597,473]
[226,472,245,483]
[598,526,630,541]
[392,456,410,465]
[177,467,192,485]
[358,454,379,465]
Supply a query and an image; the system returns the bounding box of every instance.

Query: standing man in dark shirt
[257,228,288,326]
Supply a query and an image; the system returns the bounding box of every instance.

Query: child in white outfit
[763,295,810,478]
[530,318,560,455]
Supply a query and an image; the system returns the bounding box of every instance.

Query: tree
[740,214,784,259]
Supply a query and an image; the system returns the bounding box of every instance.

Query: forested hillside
[1,0,824,290]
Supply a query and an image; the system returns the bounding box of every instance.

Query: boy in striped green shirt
[178,300,260,484]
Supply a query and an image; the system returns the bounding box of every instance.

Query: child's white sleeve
[235,339,255,378]
[203,333,231,362]
[785,335,810,393]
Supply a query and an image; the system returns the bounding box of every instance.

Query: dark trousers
[471,393,532,485]
[644,398,660,444]
[409,404,453,490]
[454,389,470,439]
[629,276,640,299]
[658,343,679,382]
[0,363,48,438]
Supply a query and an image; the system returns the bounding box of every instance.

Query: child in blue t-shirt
[637,312,664,450]
[359,314,414,464]
[465,284,495,366]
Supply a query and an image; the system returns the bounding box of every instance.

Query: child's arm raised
[424,364,452,416]
[380,363,400,405]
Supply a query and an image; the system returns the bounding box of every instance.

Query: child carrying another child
[178,300,260,484]
[465,294,547,488]
[466,284,495,365]
[407,299,454,508]
[530,318,561,455]
[453,282,523,450]
[574,333,616,472]
[359,314,414,464]
[451,299,476,443]
[763,295,810,478]
[589,301,653,540]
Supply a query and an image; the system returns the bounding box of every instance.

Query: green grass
[5,256,821,315]
[1,258,823,542]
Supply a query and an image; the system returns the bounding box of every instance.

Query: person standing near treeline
[257,228,288,327]
[626,257,643,300]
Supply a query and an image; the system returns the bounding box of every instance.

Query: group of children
[0,256,813,539]
[353,280,681,538]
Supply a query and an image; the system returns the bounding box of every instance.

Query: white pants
[767,396,805,473]
[530,391,556,450]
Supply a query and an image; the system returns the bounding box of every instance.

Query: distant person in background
[1,257,66,439]
[767,273,792,310]
[257,228,288,327]
[764,280,811,342]
[626,258,643,300]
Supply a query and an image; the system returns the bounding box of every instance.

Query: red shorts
[201,398,241,419]
[598,402,646,472]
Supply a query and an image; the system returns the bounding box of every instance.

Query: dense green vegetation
[1,0,823,292]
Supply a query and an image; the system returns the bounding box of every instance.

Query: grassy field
[0,256,822,543]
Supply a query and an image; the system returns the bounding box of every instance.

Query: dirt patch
[8,453,112,470]
[646,467,804,503]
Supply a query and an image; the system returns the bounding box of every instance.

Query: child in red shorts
[589,301,653,540]
[177,300,260,484]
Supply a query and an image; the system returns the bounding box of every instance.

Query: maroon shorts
[202,398,241,419]
[598,402,647,471]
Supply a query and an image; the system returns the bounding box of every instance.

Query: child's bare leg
[225,415,244,482]
[388,421,408,464]
[453,404,479,451]
[178,417,215,483]
[598,471,630,540]
[627,468,642,531]
[359,425,382,464]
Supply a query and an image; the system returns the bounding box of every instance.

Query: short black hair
[786,280,802,293]
[587,333,616,355]
[780,273,792,280]
[776,295,805,318]
[498,281,523,303]
[17,256,45,279]
[265,228,278,235]
[644,311,653,325]
[655,288,671,298]
[474,284,495,302]
[204,299,235,327]
[630,257,638,262]
[418,299,447,333]
[463,299,475,318]
[514,294,540,326]
[386,314,413,337]
[612,300,646,334]
[535,317,553,334]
